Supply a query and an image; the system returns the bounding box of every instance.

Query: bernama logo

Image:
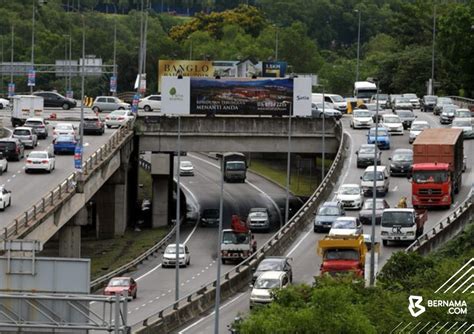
[408,295,468,317]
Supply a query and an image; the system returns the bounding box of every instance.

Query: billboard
[161,76,191,115]
[190,77,293,116]
[262,61,287,77]
[159,60,213,90]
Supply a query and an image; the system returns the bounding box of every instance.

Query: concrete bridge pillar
[58,206,87,258]
[151,153,173,228]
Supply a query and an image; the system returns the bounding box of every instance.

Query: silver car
[92,96,131,113]
[12,127,38,148]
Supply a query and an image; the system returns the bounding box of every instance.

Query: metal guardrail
[449,96,474,110]
[90,225,176,290]
[2,121,134,241]
[406,195,473,253]
[134,123,347,333]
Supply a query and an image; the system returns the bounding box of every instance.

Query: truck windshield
[362,171,384,181]
[382,212,413,227]
[324,249,359,261]
[222,232,249,244]
[412,171,448,184]
[356,90,377,99]
[226,161,245,171]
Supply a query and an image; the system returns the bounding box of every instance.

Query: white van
[312,93,347,113]
[360,165,390,196]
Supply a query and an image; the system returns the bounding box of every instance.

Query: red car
[104,277,137,299]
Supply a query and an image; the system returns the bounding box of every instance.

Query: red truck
[411,128,463,209]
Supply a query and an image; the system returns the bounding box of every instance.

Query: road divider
[133,123,348,333]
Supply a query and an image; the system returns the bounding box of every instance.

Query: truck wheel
[382,240,388,246]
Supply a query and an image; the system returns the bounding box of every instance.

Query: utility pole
[9,25,14,97]
[370,80,379,287]
[137,0,144,96]
[112,18,117,96]
[355,9,361,82]
[30,0,36,93]
[430,5,436,95]
[0,36,3,95]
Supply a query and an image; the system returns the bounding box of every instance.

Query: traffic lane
[0,123,115,227]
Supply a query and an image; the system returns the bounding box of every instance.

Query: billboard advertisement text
[159,60,213,90]
[262,61,287,78]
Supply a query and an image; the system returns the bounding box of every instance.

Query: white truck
[220,229,256,264]
[354,81,378,103]
[380,208,428,246]
[11,95,44,127]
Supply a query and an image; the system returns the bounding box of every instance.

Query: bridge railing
[449,96,474,110]
[2,122,134,241]
[133,123,347,333]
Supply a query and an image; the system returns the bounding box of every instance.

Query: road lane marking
[287,228,313,257]
[178,293,246,333]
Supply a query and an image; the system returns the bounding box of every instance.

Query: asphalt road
[177,109,474,334]
[91,152,299,328]
[0,118,116,229]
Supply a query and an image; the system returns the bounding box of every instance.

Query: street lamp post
[64,35,69,94]
[275,27,279,61]
[175,115,181,302]
[214,151,225,334]
[430,5,436,95]
[369,79,379,287]
[112,18,117,96]
[284,102,292,228]
[355,9,361,82]
[322,88,325,180]
[68,33,72,96]
[9,25,14,97]
[30,0,36,94]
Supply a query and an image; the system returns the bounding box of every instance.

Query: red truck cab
[411,163,452,209]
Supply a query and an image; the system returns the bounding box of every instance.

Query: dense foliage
[0,0,473,97]
[236,224,474,333]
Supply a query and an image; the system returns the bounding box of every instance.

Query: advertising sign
[190,78,293,116]
[159,60,213,90]
[66,90,74,99]
[161,76,191,115]
[8,83,15,97]
[27,69,36,87]
[74,145,83,171]
[110,75,117,93]
[262,61,288,78]
[293,77,312,117]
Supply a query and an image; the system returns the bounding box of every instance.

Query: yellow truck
[317,234,368,278]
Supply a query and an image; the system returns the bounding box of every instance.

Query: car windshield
[397,111,414,117]
[411,123,429,131]
[393,152,413,161]
[455,110,471,117]
[324,249,359,261]
[56,124,73,130]
[424,96,437,102]
[318,206,340,216]
[203,209,219,218]
[395,97,410,103]
[362,201,386,210]
[412,171,448,184]
[111,111,126,116]
[14,129,30,135]
[254,278,280,289]
[332,220,356,229]
[362,171,384,181]
[383,117,400,123]
[369,129,388,136]
[257,260,284,271]
[339,186,359,195]
[315,102,333,109]
[354,110,372,118]
[226,161,245,171]
[28,152,48,159]
[331,95,344,102]
[222,231,249,244]
[359,146,375,154]
[372,94,388,100]
[108,278,129,287]
[180,161,193,168]
[404,94,417,99]
[165,246,185,254]
[382,212,413,227]
[25,120,42,126]
[452,120,471,127]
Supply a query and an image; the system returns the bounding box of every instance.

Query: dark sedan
[439,106,457,124]
[359,199,390,225]
[81,115,105,135]
[356,144,381,168]
[200,208,220,227]
[252,257,293,284]
[389,148,413,176]
[33,91,77,110]
[395,110,416,129]
[421,95,437,112]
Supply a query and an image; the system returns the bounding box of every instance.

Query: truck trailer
[11,95,44,127]
[221,152,247,183]
[411,128,463,209]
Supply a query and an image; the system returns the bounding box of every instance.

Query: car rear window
[14,129,31,135]
[0,142,15,150]
[56,136,75,142]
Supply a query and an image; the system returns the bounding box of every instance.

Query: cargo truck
[411,128,463,209]
[220,152,247,183]
[380,208,427,246]
[11,95,44,127]
[220,228,256,264]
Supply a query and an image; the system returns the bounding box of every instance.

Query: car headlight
[315,220,322,225]
[398,126,403,131]
[406,232,415,236]
[376,186,385,190]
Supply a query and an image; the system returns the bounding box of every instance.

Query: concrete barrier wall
[134,126,348,333]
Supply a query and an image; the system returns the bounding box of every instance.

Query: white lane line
[333,130,354,201]
[178,293,246,333]
[392,186,398,192]
[287,228,313,257]
[188,153,283,227]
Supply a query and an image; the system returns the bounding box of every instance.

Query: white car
[454,109,472,118]
[336,184,363,210]
[409,120,430,144]
[0,98,9,109]
[162,243,190,268]
[250,271,290,308]
[12,127,38,148]
[105,110,135,128]
[139,95,161,112]
[350,109,374,129]
[0,187,12,211]
[179,160,194,176]
[451,117,474,139]
[328,217,363,236]
[25,151,56,173]
[53,123,76,139]
[0,153,7,175]
[381,114,404,135]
